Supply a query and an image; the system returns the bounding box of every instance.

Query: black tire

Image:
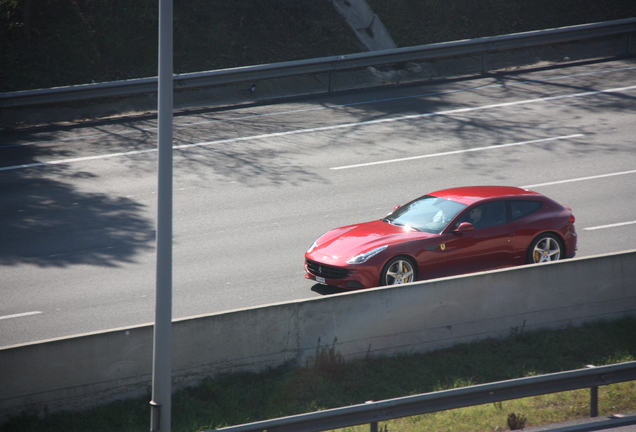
[380,257,417,286]
[526,233,563,264]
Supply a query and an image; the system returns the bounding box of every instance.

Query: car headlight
[307,241,318,253]
[347,245,388,265]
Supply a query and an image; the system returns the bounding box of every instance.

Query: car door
[412,237,452,281]
[442,201,516,275]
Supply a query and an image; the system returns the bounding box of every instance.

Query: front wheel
[380,257,416,286]
[527,234,563,264]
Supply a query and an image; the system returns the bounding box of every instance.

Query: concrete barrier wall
[1,250,635,420]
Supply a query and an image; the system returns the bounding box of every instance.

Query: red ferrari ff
[305,186,577,290]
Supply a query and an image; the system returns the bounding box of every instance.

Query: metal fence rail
[1,18,635,108]
[203,361,636,432]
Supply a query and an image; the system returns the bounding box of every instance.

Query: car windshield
[382,195,467,234]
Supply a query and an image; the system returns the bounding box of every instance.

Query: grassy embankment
[1,0,634,92]
[2,317,635,432]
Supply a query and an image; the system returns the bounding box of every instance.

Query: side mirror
[393,205,401,212]
[454,222,474,232]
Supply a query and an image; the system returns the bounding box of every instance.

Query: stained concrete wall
[1,250,635,420]
[331,0,396,51]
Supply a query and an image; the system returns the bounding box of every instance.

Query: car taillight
[569,215,576,223]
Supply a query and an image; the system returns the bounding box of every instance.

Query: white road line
[330,134,583,170]
[1,84,635,172]
[0,311,42,320]
[6,65,636,149]
[0,148,159,172]
[522,169,636,188]
[584,221,636,231]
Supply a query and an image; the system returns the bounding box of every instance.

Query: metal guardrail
[202,361,636,432]
[1,18,635,108]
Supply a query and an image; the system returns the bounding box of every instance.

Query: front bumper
[304,259,374,290]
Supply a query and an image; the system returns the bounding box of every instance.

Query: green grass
[1,0,634,92]
[2,317,635,432]
[366,0,636,47]
[0,0,359,92]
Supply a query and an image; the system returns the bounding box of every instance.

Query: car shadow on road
[310,283,350,295]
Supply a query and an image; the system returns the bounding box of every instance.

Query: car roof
[429,186,541,205]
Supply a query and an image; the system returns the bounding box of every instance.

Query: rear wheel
[527,234,563,263]
[381,257,416,286]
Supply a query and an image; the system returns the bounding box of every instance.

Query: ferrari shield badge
[440,243,446,251]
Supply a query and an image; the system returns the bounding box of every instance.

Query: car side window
[509,200,543,221]
[458,201,506,229]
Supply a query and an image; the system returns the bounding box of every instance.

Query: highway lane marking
[4,65,636,149]
[522,169,636,188]
[584,221,636,231]
[330,134,583,170]
[0,147,159,171]
[0,311,42,320]
[1,84,636,172]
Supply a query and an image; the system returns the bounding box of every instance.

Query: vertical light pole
[150,0,173,430]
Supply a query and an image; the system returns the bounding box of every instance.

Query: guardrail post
[590,385,599,417]
[329,70,335,93]
[366,400,378,432]
[587,365,599,417]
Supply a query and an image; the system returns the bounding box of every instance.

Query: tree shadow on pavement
[0,140,154,268]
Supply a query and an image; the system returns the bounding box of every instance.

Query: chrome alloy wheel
[531,235,562,263]
[383,258,415,285]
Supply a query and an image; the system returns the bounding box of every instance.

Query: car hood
[308,220,437,265]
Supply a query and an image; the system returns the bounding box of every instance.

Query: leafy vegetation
[366,0,636,47]
[0,0,359,91]
[1,0,634,92]
[2,317,635,432]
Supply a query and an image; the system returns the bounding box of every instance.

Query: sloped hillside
[0,0,360,92]
[367,0,635,47]
[0,0,634,92]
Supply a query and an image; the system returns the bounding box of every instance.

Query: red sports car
[305,186,577,290]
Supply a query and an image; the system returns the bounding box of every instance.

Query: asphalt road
[1,58,635,348]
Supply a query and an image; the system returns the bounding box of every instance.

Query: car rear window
[510,200,542,221]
